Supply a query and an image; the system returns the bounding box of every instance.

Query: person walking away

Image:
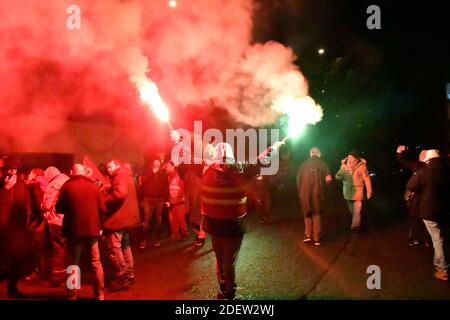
[56,164,106,300]
[297,147,332,245]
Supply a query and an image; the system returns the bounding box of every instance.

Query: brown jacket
[335,158,372,201]
[104,166,141,231]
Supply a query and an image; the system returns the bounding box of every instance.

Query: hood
[341,157,366,164]
[44,166,61,182]
[341,157,366,168]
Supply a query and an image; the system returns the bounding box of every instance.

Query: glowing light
[169,1,177,8]
[135,77,170,123]
[272,95,323,138]
[318,48,325,55]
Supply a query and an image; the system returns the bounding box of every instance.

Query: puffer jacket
[104,166,141,231]
[42,167,69,226]
[335,158,372,201]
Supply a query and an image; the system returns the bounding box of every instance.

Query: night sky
[253,0,449,170]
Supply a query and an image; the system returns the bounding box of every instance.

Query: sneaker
[194,237,205,247]
[139,240,148,249]
[303,236,312,244]
[408,239,420,246]
[434,270,449,282]
[152,241,161,247]
[314,241,321,246]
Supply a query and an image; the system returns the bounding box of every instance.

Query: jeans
[423,220,448,272]
[142,198,165,242]
[67,237,104,298]
[211,234,243,293]
[104,230,134,278]
[346,200,362,229]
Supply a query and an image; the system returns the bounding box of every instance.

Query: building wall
[0,115,147,169]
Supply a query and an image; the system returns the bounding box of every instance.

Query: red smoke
[0,0,317,152]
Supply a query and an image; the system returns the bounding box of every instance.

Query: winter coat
[56,175,106,239]
[104,166,141,231]
[140,169,169,200]
[406,157,449,222]
[0,175,34,278]
[335,158,372,201]
[297,156,330,214]
[396,151,426,215]
[42,171,69,226]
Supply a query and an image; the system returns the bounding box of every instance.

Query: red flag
[83,155,111,189]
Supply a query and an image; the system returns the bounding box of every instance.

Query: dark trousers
[67,237,104,299]
[211,234,243,293]
[407,204,429,243]
[48,224,67,281]
[142,198,165,242]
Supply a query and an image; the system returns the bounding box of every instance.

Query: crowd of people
[0,143,275,300]
[0,141,449,300]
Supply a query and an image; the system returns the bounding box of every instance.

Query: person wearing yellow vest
[169,129,280,299]
[201,142,279,300]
